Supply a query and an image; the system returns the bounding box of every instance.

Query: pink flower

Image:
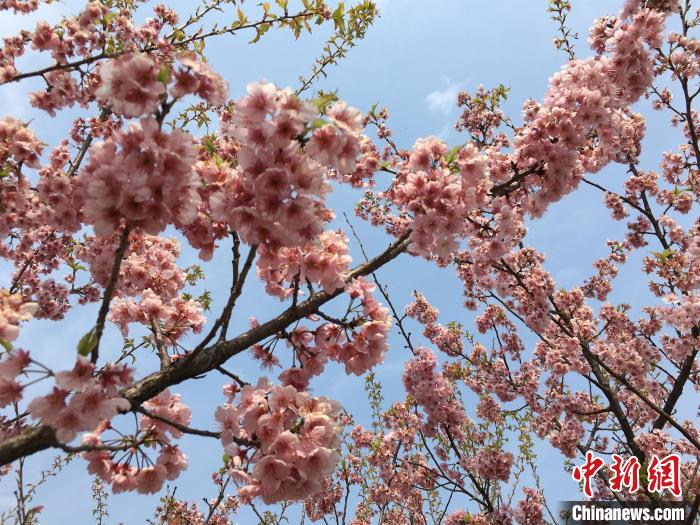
[214,404,240,446]
[268,384,298,412]
[55,356,95,391]
[27,387,69,423]
[327,102,363,133]
[141,389,191,442]
[238,81,278,120]
[171,55,229,106]
[95,54,165,118]
[69,386,130,429]
[135,464,167,494]
[0,376,22,407]
[253,456,290,493]
[156,445,188,480]
[268,431,301,462]
[52,404,85,442]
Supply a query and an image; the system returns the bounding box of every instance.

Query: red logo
[573,453,682,497]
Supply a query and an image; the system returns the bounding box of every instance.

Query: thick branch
[652,348,698,431]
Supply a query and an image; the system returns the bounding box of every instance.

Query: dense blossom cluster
[514,6,666,214]
[464,448,514,482]
[79,118,200,236]
[76,232,185,298]
[109,289,206,343]
[211,82,330,247]
[95,53,166,118]
[257,230,352,298]
[96,52,228,118]
[210,82,371,251]
[402,347,466,436]
[384,138,488,259]
[215,379,341,504]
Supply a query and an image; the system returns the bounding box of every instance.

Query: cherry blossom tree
[0,0,698,523]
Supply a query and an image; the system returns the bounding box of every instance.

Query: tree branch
[0,232,411,466]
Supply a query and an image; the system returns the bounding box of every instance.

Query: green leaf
[237,7,248,26]
[0,339,12,352]
[332,2,346,33]
[172,29,186,42]
[156,66,170,85]
[310,118,327,129]
[653,248,674,263]
[77,328,98,356]
[202,135,217,154]
[444,145,462,165]
[311,91,338,113]
[250,22,272,43]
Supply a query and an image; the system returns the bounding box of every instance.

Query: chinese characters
[573,452,681,498]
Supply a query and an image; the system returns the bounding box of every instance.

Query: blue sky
[2,0,693,522]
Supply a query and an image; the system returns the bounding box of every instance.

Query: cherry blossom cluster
[319,277,392,376]
[463,448,514,482]
[179,158,233,261]
[75,232,186,299]
[269,277,391,389]
[0,290,37,343]
[2,2,199,115]
[109,289,206,344]
[95,53,166,118]
[306,101,368,179]
[405,292,464,356]
[36,155,83,233]
[95,52,228,118]
[28,357,133,442]
[0,117,44,168]
[385,138,481,260]
[78,118,200,236]
[1,1,106,87]
[211,82,367,248]
[256,230,352,299]
[0,0,39,15]
[82,389,190,494]
[402,347,466,436]
[170,54,229,106]
[215,379,341,504]
[514,6,666,214]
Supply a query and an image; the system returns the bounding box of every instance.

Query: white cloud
[425,77,461,114]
